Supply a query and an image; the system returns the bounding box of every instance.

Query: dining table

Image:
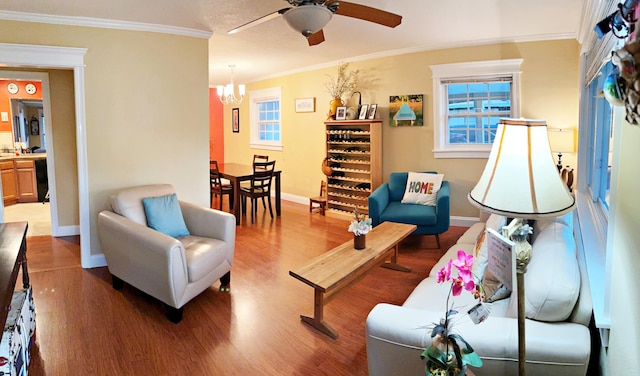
[218,162,282,225]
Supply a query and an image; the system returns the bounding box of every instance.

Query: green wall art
[389,94,423,126]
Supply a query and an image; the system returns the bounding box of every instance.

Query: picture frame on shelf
[368,104,378,119]
[232,108,240,133]
[335,106,347,120]
[359,104,369,120]
[295,97,316,113]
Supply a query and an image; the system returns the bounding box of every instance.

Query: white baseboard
[279,192,308,205]
[83,253,107,269]
[450,216,479,227]
[52,225,80,237]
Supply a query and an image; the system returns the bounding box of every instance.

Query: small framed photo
[368,104,378,119]
[232,108,240,133]
[359,104,369,120]
[335,106,347,120]
[295,97,316,113]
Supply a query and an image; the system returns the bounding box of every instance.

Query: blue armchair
[368,172,450,247]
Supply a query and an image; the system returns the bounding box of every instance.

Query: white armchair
[97,184,235,323]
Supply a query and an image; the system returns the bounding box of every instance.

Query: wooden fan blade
[332,1,402,28]
[228,8,290,34]
[307,29,325,46]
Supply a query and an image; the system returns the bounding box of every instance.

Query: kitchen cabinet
[15,159,37,203]
[1,160,18,206]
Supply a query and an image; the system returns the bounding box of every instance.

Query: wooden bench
[289,222,416,338]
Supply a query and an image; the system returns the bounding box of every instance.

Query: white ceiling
[0,0,588,85]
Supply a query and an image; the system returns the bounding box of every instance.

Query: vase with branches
[324,62,359,118]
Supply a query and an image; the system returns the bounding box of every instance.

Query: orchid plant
[422,250,484,376]
[347,208,372,236]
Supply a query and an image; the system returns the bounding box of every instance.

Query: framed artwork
[368,104,378,119]
[389,94,424,126]
[232,108,240,133]
[335,106,347,120]
[295,97,316,113]
[359,104,369,120]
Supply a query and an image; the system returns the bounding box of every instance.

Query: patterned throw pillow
[400,172,444,206]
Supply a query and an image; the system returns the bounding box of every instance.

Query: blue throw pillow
[142,193,190,238]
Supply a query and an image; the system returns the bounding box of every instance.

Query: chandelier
[216,65,245,105]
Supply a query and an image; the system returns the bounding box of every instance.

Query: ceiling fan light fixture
[283,5,333,37]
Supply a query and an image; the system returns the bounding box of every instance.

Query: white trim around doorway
[0,43,94,268]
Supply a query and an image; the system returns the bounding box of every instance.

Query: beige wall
[49,69,79,226]
[0,20,210,256]
[224,39,580,218]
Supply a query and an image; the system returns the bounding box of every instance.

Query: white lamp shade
[468,118,575,219]
[548,128,575,153]
[216,85,224,97]
[283,5,332,36]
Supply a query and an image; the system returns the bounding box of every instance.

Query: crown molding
[250,32,577,83]
[0,10,212,39]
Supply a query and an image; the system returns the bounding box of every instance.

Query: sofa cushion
[380,201,437,226]
[400,172,444,206]
[403,275,510,318]
[142,193,190,238]
[506,221,580,322]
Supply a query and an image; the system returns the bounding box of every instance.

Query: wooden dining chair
[252,154,269,208]
[240,160,276,223]
[253,154,269,164]
[210,160,234,211]
[309,181,327,215]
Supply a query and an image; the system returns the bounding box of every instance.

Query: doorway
[3,97,51,237]
[0,72,59,238]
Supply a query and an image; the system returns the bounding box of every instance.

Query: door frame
[0,43,92,268]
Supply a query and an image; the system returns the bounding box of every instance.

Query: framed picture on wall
[295,97,316,113]
[232,108,240,133]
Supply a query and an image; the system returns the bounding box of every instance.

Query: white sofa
[366,213,592,376]
[97,184,235,323]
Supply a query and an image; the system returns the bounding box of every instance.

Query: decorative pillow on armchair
[400,172,444,206]
[142,193,190,238]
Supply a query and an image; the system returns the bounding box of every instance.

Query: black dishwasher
[34,159,48,202]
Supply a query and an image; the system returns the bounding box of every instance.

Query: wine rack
[324,119,382,218]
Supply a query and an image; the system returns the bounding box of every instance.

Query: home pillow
[400,172,444,206]
[506,221,580,321]
[142,193,190,238]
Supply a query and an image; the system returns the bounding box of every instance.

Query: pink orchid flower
[436,260,452,283]
[451,276,476,296]
[452,250,474,283]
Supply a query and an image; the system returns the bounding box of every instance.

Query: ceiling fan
[228,0,402,46]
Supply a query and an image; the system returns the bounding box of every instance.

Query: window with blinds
[443,77,512,145]
[430,59,522,158]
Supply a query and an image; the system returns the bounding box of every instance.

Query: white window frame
[249,87,282,151]
[430,59,522,158]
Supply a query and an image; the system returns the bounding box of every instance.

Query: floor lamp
[467,118,575,376]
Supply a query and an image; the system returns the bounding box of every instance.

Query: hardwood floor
[24,200,466,375]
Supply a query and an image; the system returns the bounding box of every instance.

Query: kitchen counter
[0,154,47,161]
